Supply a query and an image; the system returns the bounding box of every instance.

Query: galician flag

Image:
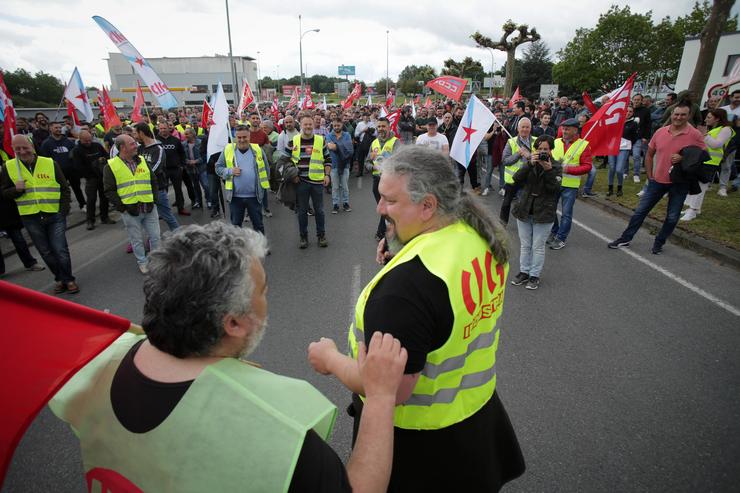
[63,68,93,122]
[450,95,495,168]
[206,82,230,159]
[92,15,178,110]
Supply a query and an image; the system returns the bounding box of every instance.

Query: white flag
[367,94,372,106]
[411,101,416,119]
[321,96,327,111]
[207,82,230,159]
[379,106,388,118]
[63,68,94,122]
[450,95,495,168]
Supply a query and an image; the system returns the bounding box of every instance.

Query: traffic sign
[707,83,728,100]
[338,65,356,76]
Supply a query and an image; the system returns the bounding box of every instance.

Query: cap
[559,118,579,127]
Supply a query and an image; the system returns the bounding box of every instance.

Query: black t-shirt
[110,340,351,492]
[358,256,526,492]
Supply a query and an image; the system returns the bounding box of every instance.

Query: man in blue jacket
[326,118,354,213]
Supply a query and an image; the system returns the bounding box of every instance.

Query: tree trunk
[505,49,515,98]
[687,0,734,100]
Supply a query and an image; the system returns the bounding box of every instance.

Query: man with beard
[50,222,408,493]
[309,146,525,493]
[366,118,399,241]
[71,130,115,230]
[40,121,86,211]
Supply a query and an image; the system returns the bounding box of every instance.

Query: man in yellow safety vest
[366,117,399,241]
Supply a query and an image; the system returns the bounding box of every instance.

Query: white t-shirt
[720,104,740,123]
[415,132,449,152]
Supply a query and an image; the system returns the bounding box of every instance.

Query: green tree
[441,57,485,81]
[374,77,396,96]
[3,68,65,107]
[517,40,553,99]
[397,64,437,95]
[687,0,736,97]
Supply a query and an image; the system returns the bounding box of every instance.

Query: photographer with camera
[510,135,562,290]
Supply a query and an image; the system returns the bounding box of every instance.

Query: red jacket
[562,139,592,176]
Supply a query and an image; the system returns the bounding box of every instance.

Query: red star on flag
[462,126,477,143]
[75,91,88,103]
[134,57,145,67]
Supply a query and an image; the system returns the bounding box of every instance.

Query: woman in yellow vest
[681,108,735,222]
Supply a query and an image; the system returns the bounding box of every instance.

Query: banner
[450,95,495,168]
[581,73,636,157]
[131,81,145,123]
[0,71,13,124]
[63,68,94,122]
[287,86,300,109]
[99,86,121,131]
[236,78,255,117]
[92,15,178,110]
[425,76,467,101]
[206,82,230,159]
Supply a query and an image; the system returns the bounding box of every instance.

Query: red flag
[385,89,395,109]
[201,98,213,129]
[386,109,401,138]
[303,87,315,109]
[582,91,597,115]
[287,86,300,109]
[99,86,121,131]
[424,96,433,109]
[0,71,13,113]
[0,281,130,485]
[271,97,280,118]
[131,81,145,123]
[507,87,522,109]
[236,78,255,117]
[3,104,16,158]
[425,76,467,101]
[581,73,636,156]
[341,83,363,110]
[414,95,420,105]
[66,99,80,126]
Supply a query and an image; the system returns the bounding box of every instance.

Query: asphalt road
[2,172,739,493]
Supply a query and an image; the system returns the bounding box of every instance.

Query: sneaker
[498,188,506,197]
[192,202,202,209]
[138,264,149,274]
[126,243,133,254]
[332,205,339,214]
[608,238,630,249]
[299,237,309,249]
[651,244,663,255]
[318,235,328,248]
[633,175,640,184]
[86,221,95,230]
[582,191,598,198]
[66,281,80,294]
[510,272,530,286]
[308,208,314,216]
[210,210,221,218]
[718,187,727,197]
[549,239,566,250]
[680,208,698,222]
[53,281,67,294]
[545,234,556,247]
[178,208,191,216]
[525,276,540,290]
[101,218,116,224]
[636,189,645,197]
[207,202,212,209]
[26,264,45,272]
[616,188,623,197]
[343,203,352,212]
[264,209,273,217]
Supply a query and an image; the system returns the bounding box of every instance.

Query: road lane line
[571,217,740,317]
[357,177,363,190]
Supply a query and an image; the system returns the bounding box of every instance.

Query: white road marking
[357,177,363,190]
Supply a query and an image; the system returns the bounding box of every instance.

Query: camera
[539,152,549,161]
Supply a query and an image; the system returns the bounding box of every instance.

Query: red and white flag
[581,73,636,156]
[66,99,80,126]
[414,95,420,105]
[386,109,401,138]
[303,87,315,109]
[424,96,433,109]
[63,68,94,122]
[236,78,255,117]
[201,98,213,129]
[130,81,145,123]
[385,89,395,109]
[507,86,522,109]
[425,76,467,101]
[3,104,16,159]
[271,97,280,119]
[287,86,300,109]
[99,86,121,131]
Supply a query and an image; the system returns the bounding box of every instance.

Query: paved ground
[2,173,739,493]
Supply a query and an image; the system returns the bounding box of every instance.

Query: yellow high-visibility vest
[107,156,154,205]
[370,136,398,176]
[505,136,536,185]
[704,126,735,166]
[5,156,60,215]
[223,143,270,191]
[552,138,589,188]
[291,134,325,181]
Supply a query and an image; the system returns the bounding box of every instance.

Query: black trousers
[457,154,479,189]
[372,175,386,237]
[499,183,521,225]
[166,167,185,210]
[63,166,86,208]
[84,175,109,222]
[181,166,196,204]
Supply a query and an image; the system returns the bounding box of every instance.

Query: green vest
[5,156,60,215]
[505,136,536,185]
[223,143,270,191]
[49,333,337,493]
[348,222,509,430]
[175,123,191,135]
[0,149,8,163]
[95,123,105,137]
[107,156,154,205]
[291,134,326,181]
[551,138,589,188]
[370,136,398,176]
[705,126,735,166]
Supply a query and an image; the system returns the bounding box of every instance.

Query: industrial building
[675,31,739,105]
[105,53,259,107]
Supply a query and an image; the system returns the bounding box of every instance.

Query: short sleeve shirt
[648,125,706,184]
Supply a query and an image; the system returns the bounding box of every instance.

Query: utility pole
[225,0,238,103]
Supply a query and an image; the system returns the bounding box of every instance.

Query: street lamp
[256,51,261,101]
[298,14,320,95]
[225,0,238,102]
[386,30,390,97]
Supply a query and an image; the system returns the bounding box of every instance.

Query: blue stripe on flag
[464,100,474,167]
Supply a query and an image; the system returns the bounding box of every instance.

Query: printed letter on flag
[425,76,467,101]
[207,82,230,159]
[581,73,636,156]
[236,78,255,117]
[92,16,178,110]
[508,86,522,109]
[99,86,122,131]
[450,95,495,168]
[63,68,94,122]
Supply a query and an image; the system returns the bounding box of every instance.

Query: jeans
[498,160,506,189]
[185,165,202,205]
[619,180,689,247]
[331,167,350,206]
[372,175,386,237]
[166,167,185,210]
[121,209,161,266]
[0,227,38,273]
[516,217,553,278]
[84,175,109,222]
[550,187,579,242]
[21,212,74,283]
[479,152,493,189]
[209,174,224,213]
[499,183,521,225]
[263,188,271,212]
[583,165,598,194]
[156,189,180,231]
[198,165,210,205]
[632,139,645,177]
[608,150,630,187]
[296,180,325,238]
[719,150,735,188]
[229,196,264,233]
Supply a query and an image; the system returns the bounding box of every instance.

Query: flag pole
[52,84,67,121]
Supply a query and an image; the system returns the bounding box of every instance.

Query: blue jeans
[21,212,74,283]
[550,187,578,242]
[583,165,598,194]
[121,209,161,266]
[498,160,506,190]
[619,180,689,247]
[156,189,180,231]
[198,165,210,205]
[608,150,630,187]
[296,180,325,238]
[331,167,350,206]
[632,139,645,176]
[229,196,264,233]
[516,217,553,278]
[477,148,493,189]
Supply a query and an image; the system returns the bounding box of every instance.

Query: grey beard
[238,316,268,360]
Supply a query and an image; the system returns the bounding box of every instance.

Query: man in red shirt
[608,102,705,254]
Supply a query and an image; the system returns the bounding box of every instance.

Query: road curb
[581,195,740,271]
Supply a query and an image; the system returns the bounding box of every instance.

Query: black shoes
[511,272,529,286]
[608,238,630,249]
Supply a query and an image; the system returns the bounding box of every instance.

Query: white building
[105,53,258,107]
[675,31,740,105]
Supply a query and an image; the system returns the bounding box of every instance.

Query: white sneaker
[680,208,698,222]
[636,189,645,197]
[481,188,490,196]
[718,188,727,197]
[498,188,506,197]
[633,175,640,184]
[138,264,149,274]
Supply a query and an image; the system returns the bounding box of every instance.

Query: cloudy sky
[1,0,738,88]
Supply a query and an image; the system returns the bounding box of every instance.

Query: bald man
[1,134,78,293]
